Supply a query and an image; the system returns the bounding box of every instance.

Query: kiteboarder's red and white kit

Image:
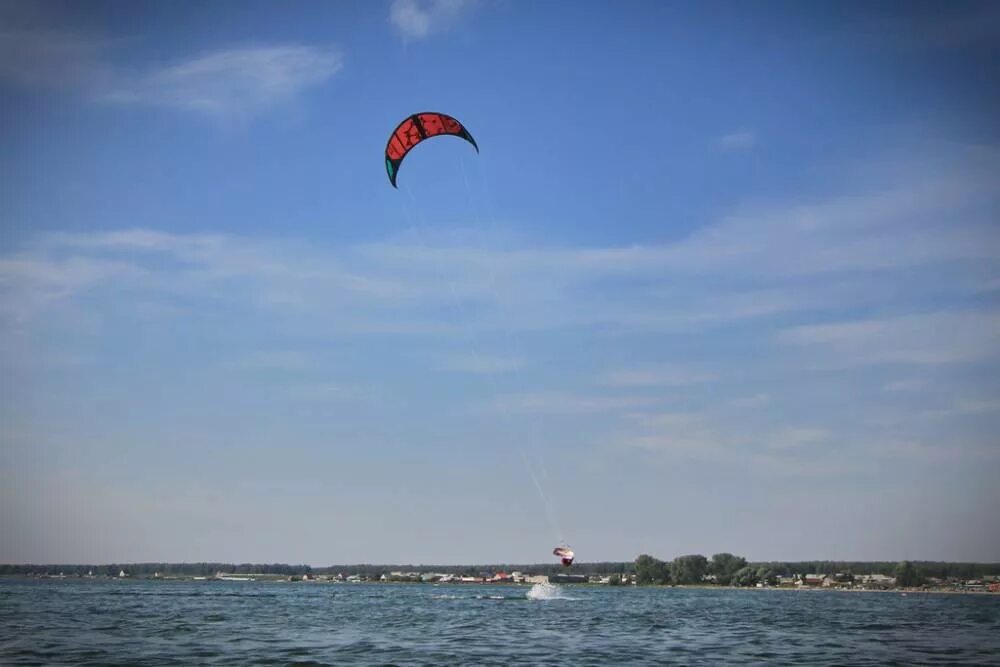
[553,546,574,567]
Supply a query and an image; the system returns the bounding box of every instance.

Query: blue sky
[1,0,999,565]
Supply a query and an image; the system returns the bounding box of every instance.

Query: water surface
[1,579,998,665]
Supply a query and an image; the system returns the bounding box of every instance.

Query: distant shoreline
[4,558,998,596]
[2,574,996,595]
[666,584,998,596]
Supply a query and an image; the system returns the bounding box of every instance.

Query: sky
[1,0,999,566]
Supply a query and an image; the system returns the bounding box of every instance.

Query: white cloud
[100,45,342,121]
[389,0,478,41]
[615,410,847,475]
[778,311,1000,366]
[661,187,1000,279]
[45,229,229,258]
[615,412,739,461]
[0,20,341,123]
[0,255,145,324]
[46,228,413,303]
[361,144,1000,291]
[7,144,999,345]
[714,130,756,151]
[3,143,998,375]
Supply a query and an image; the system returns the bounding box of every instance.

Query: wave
[526,582,576,601]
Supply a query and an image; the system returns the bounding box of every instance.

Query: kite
[553,546,575,567]
[385,112,478,187]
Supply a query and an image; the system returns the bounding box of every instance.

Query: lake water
[1,579,998,665]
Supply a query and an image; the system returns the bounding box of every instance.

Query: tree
[710,553,748,585]
[670,555,708,585]
[731,566,759,587]
[894,561,924,588]
[755,567,778,586]
[635,554,670,585]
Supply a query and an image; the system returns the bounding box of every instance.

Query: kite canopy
[385,112,478,187]
[553,546,575,567]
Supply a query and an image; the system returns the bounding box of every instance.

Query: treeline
[634,553,1000,586]
[315,562,634,578]
[0,561,631,578]
[635,553,766,586]
[0,563,314,577]
[3,558,997,581]
[753,561,1000,580]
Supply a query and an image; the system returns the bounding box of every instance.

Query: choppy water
[1,579,998,665]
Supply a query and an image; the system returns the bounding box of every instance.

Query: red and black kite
[385,112,478,188]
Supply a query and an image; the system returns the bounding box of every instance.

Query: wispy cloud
[438,353,524,374]
[617,411,733,459]
[361,144,999,287]
[604,366,717,388]
[867,438,1000,465]
[882,378,927,393]
[3,143,998,412]
[45,228,228,256]
[928,398,1000,418]
[277,381,371,402]
[226,350,313,372]
[100,46,342,121]
[487,392,665,415]
[5,142,998,344]
[714,130,756,151]
[731,393,771,408]
[778,311,1000,366]
[0,254,145,324]
[615,410,847,475]
[389,0,479,41]
[0,19,341,123]
[765,427,831,451]
[43,228,412,304]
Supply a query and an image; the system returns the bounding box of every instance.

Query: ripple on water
[1,581,998,665]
